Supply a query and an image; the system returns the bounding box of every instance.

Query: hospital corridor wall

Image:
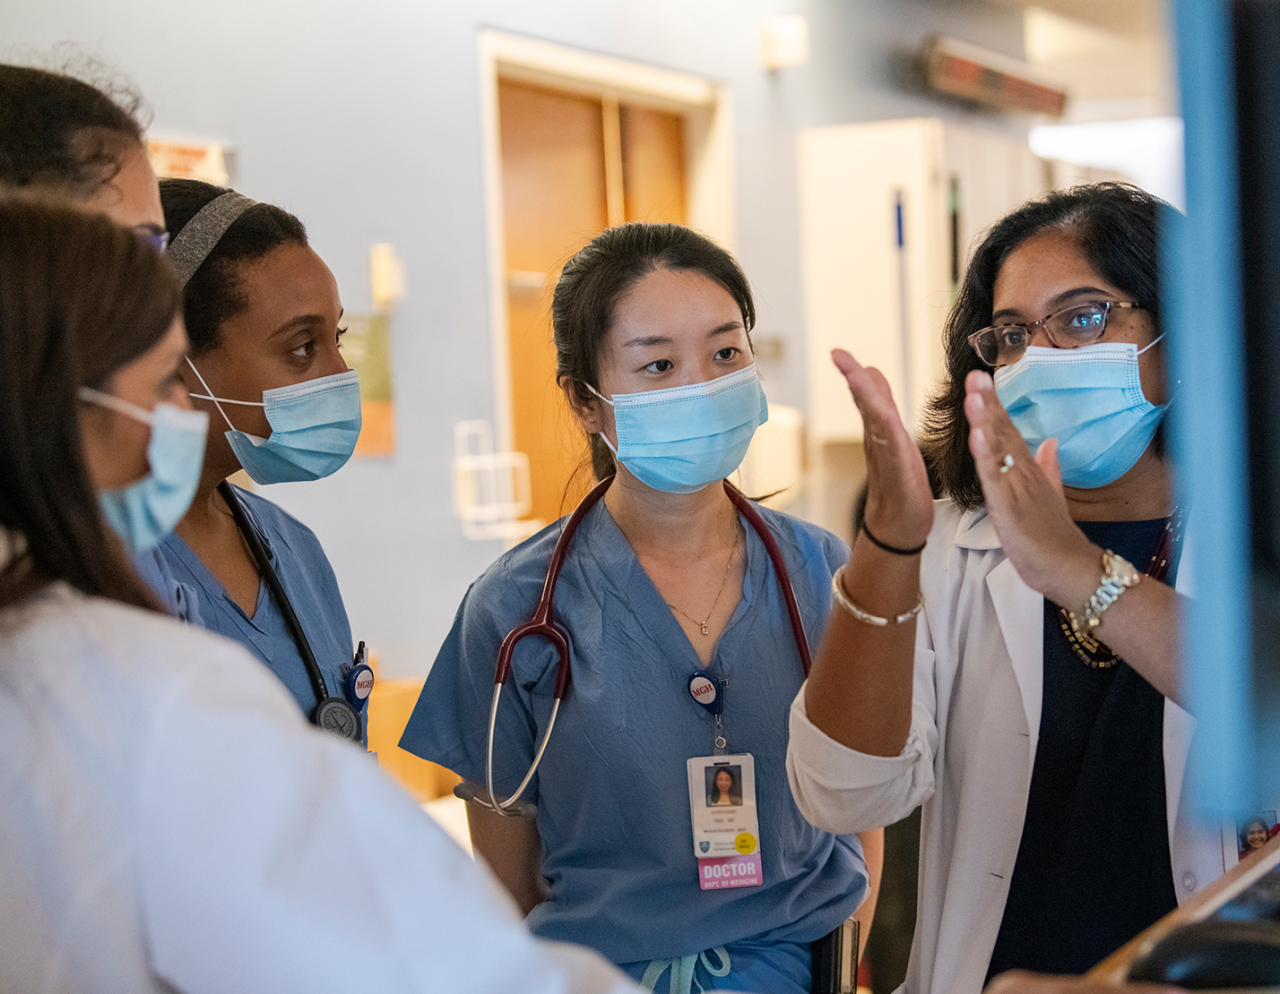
[0,0,1030,681]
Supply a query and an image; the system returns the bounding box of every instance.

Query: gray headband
[165,191,258,289]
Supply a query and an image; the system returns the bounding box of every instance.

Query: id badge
[687,753,763,890]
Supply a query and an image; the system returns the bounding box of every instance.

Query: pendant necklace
[667,526,740,636]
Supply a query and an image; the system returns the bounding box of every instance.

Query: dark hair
[709,766,741,803]
[0,194,180,611]
[920,183,1175,509]
[1240,816,1271,852]
[552,223,756,480]
[0,63,145,197]
[159,178,308,355]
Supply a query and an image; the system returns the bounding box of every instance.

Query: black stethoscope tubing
[459,475,812,817]
[218,481,361,741]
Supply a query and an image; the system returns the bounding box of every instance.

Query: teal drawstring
[640,947,731,994]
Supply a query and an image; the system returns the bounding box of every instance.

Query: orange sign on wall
[146,137,231,186]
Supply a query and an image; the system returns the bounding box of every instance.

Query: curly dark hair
[0,63,145,197]
[919,183,1177,509]
[552,223,755,480]
[159,178,308,356]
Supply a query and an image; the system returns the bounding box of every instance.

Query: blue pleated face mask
[993,339,1167,489]
[588,363,769,494]
[186,360,362,485]
[79,387,209,554]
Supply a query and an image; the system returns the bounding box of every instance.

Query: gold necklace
[666,526,740,636]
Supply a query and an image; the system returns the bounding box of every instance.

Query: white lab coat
[787,501,1225,994]
[0,581,642,994]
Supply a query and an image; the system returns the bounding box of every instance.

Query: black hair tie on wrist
[861,520,927,556]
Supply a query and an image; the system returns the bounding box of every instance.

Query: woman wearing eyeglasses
[787,184,1223,994]
[0,64,197,620]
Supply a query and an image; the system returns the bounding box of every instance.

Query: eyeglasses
[135,228,170,254]
[967,300,1144,367]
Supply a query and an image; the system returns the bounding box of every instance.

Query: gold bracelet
[1065,549,1142,637]
[831,564,924,627]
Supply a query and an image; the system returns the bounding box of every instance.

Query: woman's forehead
[992,231,1115,312]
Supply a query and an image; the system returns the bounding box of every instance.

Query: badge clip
[688,672,724,715]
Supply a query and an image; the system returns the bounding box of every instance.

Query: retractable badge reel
[688,672,727,754]
[343,641,375,712]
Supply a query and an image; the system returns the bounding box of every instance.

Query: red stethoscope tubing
[722,482,813,676]
[476,475,810,815]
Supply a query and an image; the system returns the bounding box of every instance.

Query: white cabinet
[798,117,1047,443]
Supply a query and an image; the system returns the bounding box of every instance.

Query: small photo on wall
[1237,810,1278,861]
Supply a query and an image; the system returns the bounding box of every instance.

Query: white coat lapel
[987,559,1044,763]
[956,513,1045,764]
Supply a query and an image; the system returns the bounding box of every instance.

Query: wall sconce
[760,15,811,71]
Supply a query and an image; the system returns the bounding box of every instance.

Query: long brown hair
[0,195,180,610]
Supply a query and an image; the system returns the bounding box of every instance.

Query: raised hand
[803,350,934,756]
[963,369,1097,603]
[831,349,933,549]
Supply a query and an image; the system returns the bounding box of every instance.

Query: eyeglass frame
[966,299,1145,367]
[134,227,170,254]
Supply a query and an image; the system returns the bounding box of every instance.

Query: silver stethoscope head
[452,780,539,820]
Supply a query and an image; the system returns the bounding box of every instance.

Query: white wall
[0,0,1029,677]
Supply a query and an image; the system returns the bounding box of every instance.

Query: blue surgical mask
[589,363,769,494]
[186,360,362,485]
[79,387,209,554]
[993,339,1167,489]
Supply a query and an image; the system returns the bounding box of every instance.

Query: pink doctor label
[698,853,763,890]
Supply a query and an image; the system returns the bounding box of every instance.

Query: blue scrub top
[401,497,867,968]
[134,548,203,625]
[155,486,354,720]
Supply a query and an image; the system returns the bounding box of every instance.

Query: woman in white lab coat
[787,184,1223,994]
[0,195,638,993]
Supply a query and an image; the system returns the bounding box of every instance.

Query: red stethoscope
[454,474,813,818]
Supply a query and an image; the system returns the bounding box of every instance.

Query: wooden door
[498,79,687,525]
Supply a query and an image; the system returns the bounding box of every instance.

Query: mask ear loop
[1136,333,1165,356]
[184,357,264,433]
[582,383,621,457]
[1136,333,1179,403]
[77,386,156,426]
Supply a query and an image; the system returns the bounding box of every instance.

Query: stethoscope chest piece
[688,673,724,715]
[314,697,361,741]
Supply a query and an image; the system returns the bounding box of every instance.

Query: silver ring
[999,454,1014,474]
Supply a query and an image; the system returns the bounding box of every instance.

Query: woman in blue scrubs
[155,178,362,731]
[402,224,877,994]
